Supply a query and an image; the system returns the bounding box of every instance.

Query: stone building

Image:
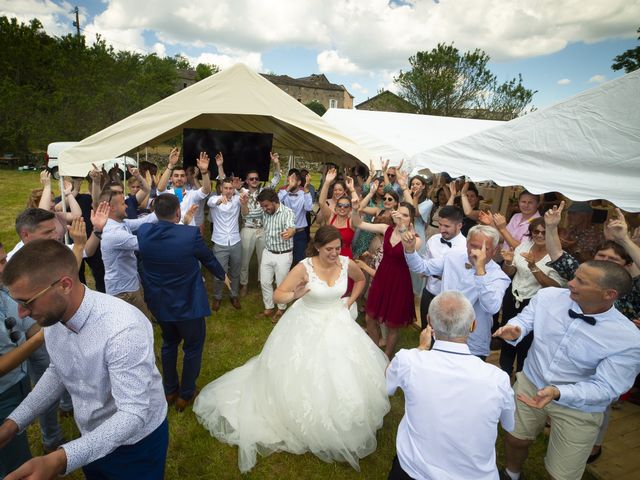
[176,69,196,91]
[261,73,354,110]
[355,90,417,113]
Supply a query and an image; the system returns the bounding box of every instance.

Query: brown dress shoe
[212,299,221,311]
[272,309,285,324]
[176,389,200,412]
[165,391,179,405]
[255,309,274,319]
[230,297,241,310]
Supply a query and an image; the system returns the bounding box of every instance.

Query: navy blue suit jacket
[137,220,225,322]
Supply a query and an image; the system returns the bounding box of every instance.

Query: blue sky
[1,0,638,109]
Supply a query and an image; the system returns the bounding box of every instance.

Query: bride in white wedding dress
[194,226,390,473]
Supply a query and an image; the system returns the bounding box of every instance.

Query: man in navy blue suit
[137,194,226,412]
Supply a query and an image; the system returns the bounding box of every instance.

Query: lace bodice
[300,256,349,308]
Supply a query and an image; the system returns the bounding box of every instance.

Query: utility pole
[72,6,80,37]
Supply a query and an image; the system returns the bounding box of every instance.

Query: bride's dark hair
[306,225,342,257]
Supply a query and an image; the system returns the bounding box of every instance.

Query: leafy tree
[612,27,640,73]
[305,100,327,116]
[195,63,219,81]
[394,43,535,120]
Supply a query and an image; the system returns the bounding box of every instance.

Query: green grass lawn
[0,169,594,479]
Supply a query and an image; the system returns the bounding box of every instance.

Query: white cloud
[153,42,167,58]
[557,78,571,85]
[350,82,368,96]
[589,74,607,83]
[2,0,639,73]
[186,51,263,71]
[317,50,361,74]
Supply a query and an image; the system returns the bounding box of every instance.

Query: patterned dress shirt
[8,287,167,474]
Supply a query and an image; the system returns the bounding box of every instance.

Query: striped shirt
[262,204,296,252]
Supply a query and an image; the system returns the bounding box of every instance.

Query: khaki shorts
[511,372,604,480]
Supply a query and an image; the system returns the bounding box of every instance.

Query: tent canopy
[408,69,640,212]
[59,63,374,176]
[322,108,501,164]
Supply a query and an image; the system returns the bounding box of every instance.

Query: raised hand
[448,181,457,197]
[215,151,224,167]
[401,229,417,253]
[520,251,537,268]
[492,324,522,340]
[632,226,640,246]
[492,212,507,230]
[183,204,198,225]
[381,158,389,173]
[90,201,110,232]
[397,159,404,171]
[69,217,87,246]
[239,191,249,205]
[604,208,629,243]
[461,181,469,195]
[501,249,514,264]
[345,175,355,192]
[89,163,101,181]
[469,240,488,270]
[196,152,210,172]
[397,170,408,189]
[544,200,565,228]
[517,386,560,410]
[270,151,280,165]
[325,167,338,184]
[231,176,243,190]
[478,210,495,226]
[371,179,379,192]
[40,170,51,186]
[127,166,141,178]
[62,179,74,196]
[369,159,374,174]
[304,173,311,191]
[168,147,180,166]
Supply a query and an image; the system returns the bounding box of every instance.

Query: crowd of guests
[0,149,639,480]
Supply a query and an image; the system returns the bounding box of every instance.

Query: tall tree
[394,43,535,120]
[195,63,219,81]
[612,27,640,73]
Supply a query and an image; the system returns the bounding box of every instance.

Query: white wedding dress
[194,256,390,473]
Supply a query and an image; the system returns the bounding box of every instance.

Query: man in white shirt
[0,239,168,479]
[403,225,510,359]
[494,261,640,480]
[420,205,467,328]
[387,291,515,480]
[156,148,212,225]
[207,178,248,310]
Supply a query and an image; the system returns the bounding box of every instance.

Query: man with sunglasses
[238,152,281,297]
[0,242,45,478]
[0,239,168,479]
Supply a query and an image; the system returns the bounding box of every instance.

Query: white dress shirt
[207,194,242,246]
[405,250,510,357]
[506,287,640,413]
[8,287,167,474]
[424,233,467,295]
[387,341,515,480]
[160,187,208,226]
[510,240,565,304]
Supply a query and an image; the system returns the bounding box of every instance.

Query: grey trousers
[213,241,242,299]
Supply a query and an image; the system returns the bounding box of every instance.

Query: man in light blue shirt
[494,260,640,480]
[403,224,510,359]
[278,169,313,266]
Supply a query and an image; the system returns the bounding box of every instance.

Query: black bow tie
[568,309,596,326]
[440,237,452,248]
[288,192,298,197]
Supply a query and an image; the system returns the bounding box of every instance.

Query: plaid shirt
[548,251,640,321]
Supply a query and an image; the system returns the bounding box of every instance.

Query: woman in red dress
[352,201,419,359]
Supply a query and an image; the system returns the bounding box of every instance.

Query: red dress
[365,227,415,327]
[330,215,355,293]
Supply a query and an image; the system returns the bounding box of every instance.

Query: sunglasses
[4,317,21,344]
[387,174,396,178]
[247,176,259,181]
[531,229,546,236]
[336,203,351,208]
[12,278,62,310]
[383,197,395,201]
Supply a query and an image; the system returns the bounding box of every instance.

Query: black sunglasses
[383,196,395,201]
[4,317,21,344]
[247,176,260,181]
[336,203,351,208]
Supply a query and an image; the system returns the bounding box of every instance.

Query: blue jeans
[82,417,168,480]
[0,376,32,477]
[157,318,206,399]
[292,230,307,266]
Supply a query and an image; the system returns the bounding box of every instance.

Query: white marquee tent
[322,108,501,164]
[407,69,640,212]
[58,63,374,177]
